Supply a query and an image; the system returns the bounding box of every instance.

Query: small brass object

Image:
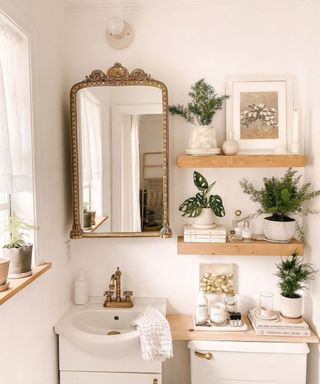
[194,351,213,360]
[103,267,134,308]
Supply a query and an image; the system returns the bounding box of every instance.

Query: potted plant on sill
[179,171,225,227]
[2,215,36,278]
[275,253,317,319]
[239,168,320,242]
[169,79,229,155]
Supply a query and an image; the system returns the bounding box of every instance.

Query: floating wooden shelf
[167,314,319,344]
[177,236,304,256]
[176,154,307,168]
[0,263,52,305]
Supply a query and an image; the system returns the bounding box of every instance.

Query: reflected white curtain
[0,21,31,193]
[79,91,103,215]
[121,115,141,232]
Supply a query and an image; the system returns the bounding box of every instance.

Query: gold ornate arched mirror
[70,63,171,239]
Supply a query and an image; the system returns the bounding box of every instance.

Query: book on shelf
[248,310,311,336]
[184,224,226,235]
[184,235,226,243]
[248,309,309,329]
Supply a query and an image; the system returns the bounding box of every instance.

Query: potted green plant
[240,168,320,242]
[179,171,225,227]
[275,253,317,318]
[169,79,229,155]
[2,215,36,278]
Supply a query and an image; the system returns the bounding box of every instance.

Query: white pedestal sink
[55,296,167,358]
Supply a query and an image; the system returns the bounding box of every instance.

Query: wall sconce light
[106,17,134,49]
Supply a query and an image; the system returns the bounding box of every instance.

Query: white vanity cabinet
[188,341,309,384]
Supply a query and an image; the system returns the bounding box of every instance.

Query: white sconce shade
[107,17,124,35]
[106,17,134,49]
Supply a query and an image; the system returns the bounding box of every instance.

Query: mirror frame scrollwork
[70,63,172,239]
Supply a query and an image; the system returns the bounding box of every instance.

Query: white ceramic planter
[3,244,33,278]
[263,217,296,242]
[188,125,218,149]
[193,208,215,227]
[280,294,303,319]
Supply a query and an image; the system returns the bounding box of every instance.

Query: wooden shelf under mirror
[167,315,318,343]
[177,236,304,256]
[176,154,307,168]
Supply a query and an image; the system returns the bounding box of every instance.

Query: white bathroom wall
[65,2,319,383]
[0,1,72,383]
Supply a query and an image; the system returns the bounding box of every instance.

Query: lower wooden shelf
[167,314,319,343]
[177,236,304,256]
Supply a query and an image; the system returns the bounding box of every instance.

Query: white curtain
[121,115,141,232]
[79,90,103,215]
[0,21,32,193]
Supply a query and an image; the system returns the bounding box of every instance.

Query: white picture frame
[226,75,293,154]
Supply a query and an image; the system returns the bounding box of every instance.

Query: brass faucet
[103,267,133,308]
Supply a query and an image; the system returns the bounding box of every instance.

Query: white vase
[263,217,296,242]
[193,208,215,228]
[188,125,218,149]
[222,139,239,155]
[280,294,303,319]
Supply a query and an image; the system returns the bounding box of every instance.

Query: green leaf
[209,195,225,217]
[193,171,208,191]
[179,197,202,217]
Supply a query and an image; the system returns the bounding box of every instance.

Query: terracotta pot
[263,217,296,242]
[0,258,10,285]
[280,294,303,319]
[193,208,215,227]
[3,244,33,278]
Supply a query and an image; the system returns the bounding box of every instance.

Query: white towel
[132,307,173,361]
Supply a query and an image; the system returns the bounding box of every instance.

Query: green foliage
[169,79,229,125]
[3,215,36,249]
[275,253,318,298]
[239,168,320,220]
[179,171,225,218]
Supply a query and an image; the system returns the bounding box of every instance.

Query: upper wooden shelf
[167,314,319,344]
[177,236,304,256]
[176,154,307,168]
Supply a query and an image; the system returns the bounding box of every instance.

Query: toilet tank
[188,341,309,384]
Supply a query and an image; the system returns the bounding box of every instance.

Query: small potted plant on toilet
[169,79,229,155]
[275,253,317,319]
[2,215,36,278]
[240,168,320,242]
[179,171,225,227]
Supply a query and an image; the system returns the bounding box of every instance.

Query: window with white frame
[0,13,35,250]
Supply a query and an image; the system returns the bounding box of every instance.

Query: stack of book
[248,309,311,337]
[184,224,226,243]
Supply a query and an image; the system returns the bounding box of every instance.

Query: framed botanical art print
[226,75,293,154]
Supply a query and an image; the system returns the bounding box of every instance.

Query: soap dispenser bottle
[74,269,89,305]
[195,289,209,323]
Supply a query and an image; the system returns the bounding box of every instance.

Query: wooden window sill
[0,263,52,305]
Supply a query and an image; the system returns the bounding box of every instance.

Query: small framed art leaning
[226,75,294,154]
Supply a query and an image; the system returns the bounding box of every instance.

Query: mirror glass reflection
[78,86,164,234]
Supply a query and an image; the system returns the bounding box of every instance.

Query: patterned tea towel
[132,307,173,361]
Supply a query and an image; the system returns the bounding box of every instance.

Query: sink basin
[55,297,167,357]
